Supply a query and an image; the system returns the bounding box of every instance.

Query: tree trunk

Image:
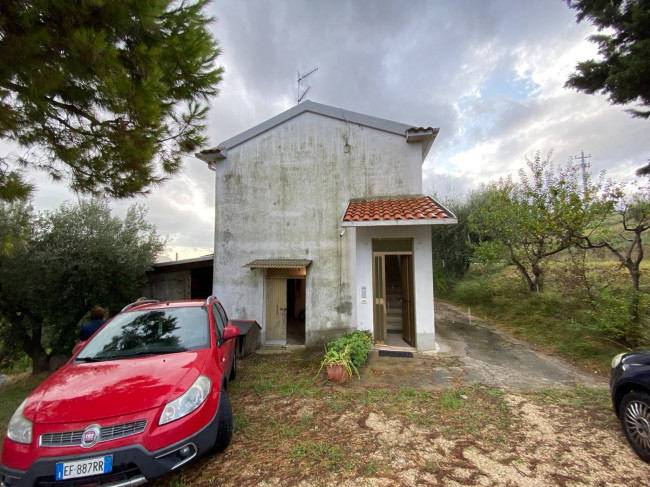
[509,252,537,292]
[531,259,543,293]
[17,316,50,374]
[627,264,641,324]
[29,348,50,374]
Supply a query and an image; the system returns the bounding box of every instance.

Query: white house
[196,101,456,351]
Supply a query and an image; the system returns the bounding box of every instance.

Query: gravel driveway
[354,300,607,391]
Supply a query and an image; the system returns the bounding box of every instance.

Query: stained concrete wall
[212,111,425,346]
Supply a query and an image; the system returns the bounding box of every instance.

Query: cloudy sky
[26,0,650,260]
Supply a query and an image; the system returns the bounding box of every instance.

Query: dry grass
[152,352,650,487]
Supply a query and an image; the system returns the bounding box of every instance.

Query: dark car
[610,351,650,463]
[1,296,239,487]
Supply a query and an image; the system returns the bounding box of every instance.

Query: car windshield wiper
[102,348,189,359]
[74,356,107,363]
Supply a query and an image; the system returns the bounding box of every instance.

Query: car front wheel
[620,391,650,463]
[212,388,233,453]
[229,353,236,382]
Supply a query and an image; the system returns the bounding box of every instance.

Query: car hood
[25,350,210,424]
[621,351,650,367]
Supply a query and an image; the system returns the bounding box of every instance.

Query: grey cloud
[17,0,649,259]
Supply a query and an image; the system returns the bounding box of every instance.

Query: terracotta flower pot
[325,363,349,383]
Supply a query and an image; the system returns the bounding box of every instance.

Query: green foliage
[565,0,650,119]
[451,269,497,307]
[583,286,649,347]
[290,441,345,471]
[0,200,32,256]
[0,0,223,201]
[430,188,489,280]
[0,351,31,374]
[326,330,372,367]
[443,254,649,373]
[469,152,616,293]
[317,345,360,380]
[440,389,463,410]
[572,181,650,325]
[0,199,164,372]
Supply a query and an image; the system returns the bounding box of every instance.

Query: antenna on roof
[296,67,318,103]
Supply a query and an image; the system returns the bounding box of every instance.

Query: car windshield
[76,307,210,361]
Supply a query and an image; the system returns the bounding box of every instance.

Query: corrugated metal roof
[244,259,312,269]
[196,101,439,160]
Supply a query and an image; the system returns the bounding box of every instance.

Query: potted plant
[316,344,359,383]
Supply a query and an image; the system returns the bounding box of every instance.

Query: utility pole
[573,150,591,197]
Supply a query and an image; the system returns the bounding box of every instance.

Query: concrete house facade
[197,101,456,351]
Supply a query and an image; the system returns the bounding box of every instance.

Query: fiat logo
[81,424,101,448]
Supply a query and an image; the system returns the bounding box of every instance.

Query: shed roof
[244,259,312,269]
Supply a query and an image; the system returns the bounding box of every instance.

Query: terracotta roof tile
[343,196,451,222]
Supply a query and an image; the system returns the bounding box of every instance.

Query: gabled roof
[341,196,457,227]
[196,101,439,163]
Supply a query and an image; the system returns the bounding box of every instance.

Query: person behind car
[79,306,107,341]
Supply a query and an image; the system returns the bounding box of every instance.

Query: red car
[0,296,239,486]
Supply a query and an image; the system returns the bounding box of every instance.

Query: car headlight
[7,398,33,444]
[611,353,625,369]
[159,375,211,425]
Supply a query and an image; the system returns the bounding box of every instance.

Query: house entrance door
[372,239,415,348]
[264,266,307,344]
[265,278,287,341]
[372,254,386,345]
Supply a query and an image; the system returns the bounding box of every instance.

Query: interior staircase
[384,256,402,334]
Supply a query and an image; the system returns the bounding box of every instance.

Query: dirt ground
[152,301,650,486]
[154,357,649,487]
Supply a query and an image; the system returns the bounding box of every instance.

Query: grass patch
[440,261,644,374]
[290,441,345,471]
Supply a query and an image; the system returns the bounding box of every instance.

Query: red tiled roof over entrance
[343,196,451,222]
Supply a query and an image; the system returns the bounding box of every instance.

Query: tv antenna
[296,67,318,103]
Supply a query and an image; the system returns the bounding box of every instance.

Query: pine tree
[565,0,650,119]
[0,0,223,201]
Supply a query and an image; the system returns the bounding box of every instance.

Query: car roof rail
[205,295,218,306]
[121,299,160,312]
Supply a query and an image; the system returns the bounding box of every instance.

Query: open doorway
[265,268,306,346]
[287,279,305,345]
[372,239,415,349]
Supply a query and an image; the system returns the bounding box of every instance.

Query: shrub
[326,330,372,367]
[584,287,649,348]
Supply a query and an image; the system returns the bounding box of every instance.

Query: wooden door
[266,278,287,340]
[372,254,386,345]
[400,255,415,347]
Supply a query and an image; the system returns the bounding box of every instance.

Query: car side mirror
[222,326,240,341]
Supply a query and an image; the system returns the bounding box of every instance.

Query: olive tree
[0,199,164,373]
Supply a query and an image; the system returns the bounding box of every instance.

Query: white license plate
[55,455,113,480]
